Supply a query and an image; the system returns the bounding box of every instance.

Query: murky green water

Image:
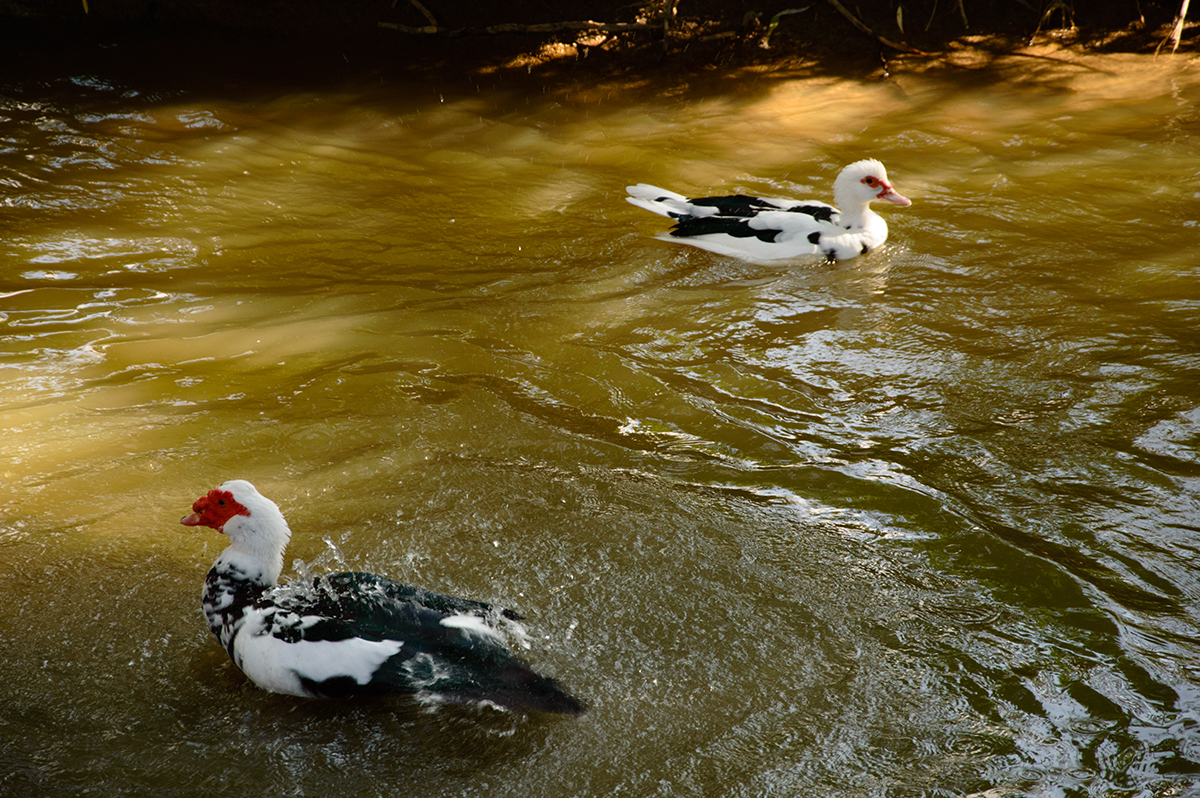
[2,38,1199,797]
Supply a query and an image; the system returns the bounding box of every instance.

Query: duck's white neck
[214,504,291,587]
[835,201,881,232]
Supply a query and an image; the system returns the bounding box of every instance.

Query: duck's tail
[423,658,587,715]
[625,183,698,219]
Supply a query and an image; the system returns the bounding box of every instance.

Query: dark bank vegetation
[0,0,1194,76]
[376,0,1193,55]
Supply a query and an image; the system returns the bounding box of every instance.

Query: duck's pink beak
[879,186,911,206]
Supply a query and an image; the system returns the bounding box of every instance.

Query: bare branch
[823,0,929,54]
[1156,0,1191,54]
[407,0,438,28]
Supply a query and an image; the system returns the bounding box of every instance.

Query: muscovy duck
[626,159,911,261]
[180,480,584,715]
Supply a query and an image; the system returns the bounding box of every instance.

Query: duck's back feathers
[295,572,523,627]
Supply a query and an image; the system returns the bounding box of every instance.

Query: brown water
[2,38,1200,798]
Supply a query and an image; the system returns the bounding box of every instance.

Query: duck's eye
[862,176,878,187]
[218,500,226,506]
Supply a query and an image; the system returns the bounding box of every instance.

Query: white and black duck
[180,479,583,715]
[626,158,911,261]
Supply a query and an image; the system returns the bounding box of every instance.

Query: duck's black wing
[264,572,584,715]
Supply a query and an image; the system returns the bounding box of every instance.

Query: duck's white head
[182,479,291,585]
[833,159,911,210]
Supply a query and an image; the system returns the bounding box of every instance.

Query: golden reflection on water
[2,48,1200,796]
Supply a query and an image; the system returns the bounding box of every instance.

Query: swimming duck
[626,159,910,261]
[180,479,584,715]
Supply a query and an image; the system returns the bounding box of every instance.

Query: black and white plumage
[181,480,584,715]
[626,159,911,262]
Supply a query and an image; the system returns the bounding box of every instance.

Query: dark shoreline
[1,0,1194,91]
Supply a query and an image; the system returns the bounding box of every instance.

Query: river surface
[2,36,1199,798]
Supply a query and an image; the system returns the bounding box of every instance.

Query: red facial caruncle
[861,174,892,195]
[862,174,911,206]
[181,488,249,532]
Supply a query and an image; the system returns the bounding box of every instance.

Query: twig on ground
[378,20,658,36]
